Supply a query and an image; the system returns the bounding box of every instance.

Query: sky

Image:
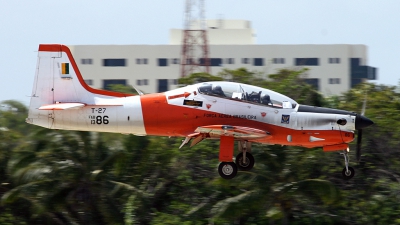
[1,0,400,105]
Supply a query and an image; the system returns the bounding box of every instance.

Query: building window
[158,79,168,92]
[304,78,320,90]
[253,58,264,66]
[81,58,93,65]
[329,58,340,64]
[185,58,194,64]
[103,59,126,67]
[102,79,127,90]
[171,58,180,64]
[273,58,285,64]
[84,79,93,85]
[329,78,341,84]
[242,58,250,64]
[136,79,149,86]
[198,58,222,66]
[136,58,148,65]
[225,58,235,64]
[158,58,168,67]
[350,57,377,88]
[295,58,319,66]
[211,58,222,66]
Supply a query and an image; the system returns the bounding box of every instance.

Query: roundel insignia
[261,112,266,117]
[206,104,212,109]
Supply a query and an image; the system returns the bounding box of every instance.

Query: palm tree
[2,130,128,224]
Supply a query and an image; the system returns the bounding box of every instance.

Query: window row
[81,57,345,67]
[85,79,179,89]
[100,79,178,93]
[329,78,341,84]
[85,78,340,94]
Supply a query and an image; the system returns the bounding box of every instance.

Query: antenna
[180,0,210,78]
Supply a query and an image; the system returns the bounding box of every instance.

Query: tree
[264,68,325,106]
[178,72,223,86]
[2,130,128,224]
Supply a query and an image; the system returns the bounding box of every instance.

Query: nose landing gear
[341,148,355,180]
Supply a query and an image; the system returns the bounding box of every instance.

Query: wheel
[235,152,255,171]
[342,167,355,180]
[218,162,238,179]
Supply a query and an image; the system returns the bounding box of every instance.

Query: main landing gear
[341,148,355,180]
[217,140,255,179]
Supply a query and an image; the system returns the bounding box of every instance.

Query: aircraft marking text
[203,113,257,120]
[91,108,106,113]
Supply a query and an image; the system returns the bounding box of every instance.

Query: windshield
[197,81,297,108]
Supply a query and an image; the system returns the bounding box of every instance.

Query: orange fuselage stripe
[140,93,354,148]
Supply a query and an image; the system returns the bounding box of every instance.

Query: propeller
[356,129,362,162]
[355,97,370,162]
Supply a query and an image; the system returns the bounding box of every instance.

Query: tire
[342,167,355,180]
[235,152,255,171]
[218,162,238,179]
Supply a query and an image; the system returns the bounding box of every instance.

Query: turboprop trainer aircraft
[27,44,374,179]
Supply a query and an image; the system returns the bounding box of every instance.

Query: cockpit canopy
[197,81,297,108]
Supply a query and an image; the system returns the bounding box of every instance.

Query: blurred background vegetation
[1,68,400,225]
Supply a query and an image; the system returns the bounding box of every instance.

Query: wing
[195,125,269,139]
[179,125,270,149]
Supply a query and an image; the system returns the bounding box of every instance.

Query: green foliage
[217,67,266,84]
[265,68,325,106]
[107,84,142,95]
[178,72,223,86]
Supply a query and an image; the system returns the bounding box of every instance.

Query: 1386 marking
[89,108,109,125]
[89,115,109,124]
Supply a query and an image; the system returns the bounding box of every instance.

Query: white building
[70,20,377,96]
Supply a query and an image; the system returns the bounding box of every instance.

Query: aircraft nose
[355,114,374,130]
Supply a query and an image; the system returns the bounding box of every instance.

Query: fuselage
[36,82,356,149]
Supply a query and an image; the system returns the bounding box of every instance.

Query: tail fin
[27,44,132,128]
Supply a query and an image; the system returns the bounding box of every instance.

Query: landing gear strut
[341,149,355,180]
[236,140,254,171]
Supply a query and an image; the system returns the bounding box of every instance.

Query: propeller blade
[356,129,362,162]
[361,94,367,116]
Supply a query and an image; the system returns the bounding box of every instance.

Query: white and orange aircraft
[27,44,373,179]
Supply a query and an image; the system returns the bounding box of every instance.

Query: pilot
[247,91,261,103]
[199,85,212,94]
[261,94,273,105]
[212,86,226,97]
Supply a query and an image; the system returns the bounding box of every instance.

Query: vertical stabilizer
[27,44,132,129]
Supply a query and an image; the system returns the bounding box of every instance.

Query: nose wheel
[342,167,355,179]
[341,149,355,180]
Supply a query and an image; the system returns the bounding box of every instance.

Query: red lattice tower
[180,0,210,77]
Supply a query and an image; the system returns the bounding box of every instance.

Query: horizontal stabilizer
[39,103,85,110]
